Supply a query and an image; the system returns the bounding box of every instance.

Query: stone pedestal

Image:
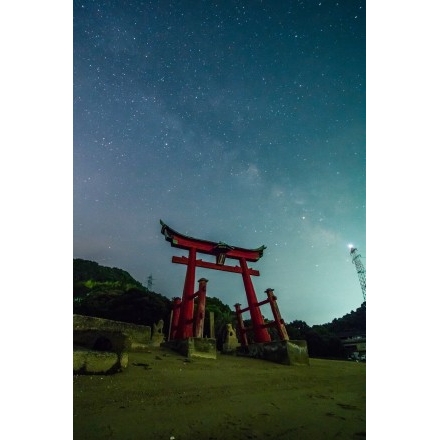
[161,337,217,360]
[236,340,309,366]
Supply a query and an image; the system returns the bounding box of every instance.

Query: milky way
[73,0,366,325]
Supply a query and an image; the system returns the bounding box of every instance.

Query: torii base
[236,340,310,366]
[161,338,217,360]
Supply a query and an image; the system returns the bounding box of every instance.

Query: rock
[73,330,131,374]
[73,349,121,374]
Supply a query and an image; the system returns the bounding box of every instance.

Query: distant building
[338,331,366,359]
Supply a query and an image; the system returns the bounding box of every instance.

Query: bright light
[348,243,354,249]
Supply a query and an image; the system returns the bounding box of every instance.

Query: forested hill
[321,302,366,336]
[73,258,173,328]
[73,259,233,337]
[74,258,145,290]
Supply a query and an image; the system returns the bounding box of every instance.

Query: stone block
[190,337,217,359]
[73,349,121,375]
[161,337,217,360]
[73,314,151,348]
[73,330,131,374]
[236,340,309,366]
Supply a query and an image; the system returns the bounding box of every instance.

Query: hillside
[73,259,234,339]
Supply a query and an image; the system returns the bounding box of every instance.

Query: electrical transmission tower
[349,246,366,302]
[147,274,154,291]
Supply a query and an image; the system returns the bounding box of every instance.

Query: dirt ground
[73,346,366,440]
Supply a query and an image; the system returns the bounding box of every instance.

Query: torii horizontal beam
[172,256,260,276]
[160,220,266,262]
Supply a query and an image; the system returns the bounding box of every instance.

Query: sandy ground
[73,346,366,440]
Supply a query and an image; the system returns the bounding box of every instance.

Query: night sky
[73,0,366,326]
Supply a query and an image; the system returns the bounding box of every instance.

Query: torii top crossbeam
[160,220,266,262]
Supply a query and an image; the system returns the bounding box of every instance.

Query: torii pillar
[177,246,197,339]
[239,257,271,342]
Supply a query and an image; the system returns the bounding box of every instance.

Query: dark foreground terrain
[73,346,366,440]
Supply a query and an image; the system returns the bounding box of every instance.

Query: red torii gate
[160,220,288,344]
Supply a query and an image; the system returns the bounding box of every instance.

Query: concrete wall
[73,314,152,349]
